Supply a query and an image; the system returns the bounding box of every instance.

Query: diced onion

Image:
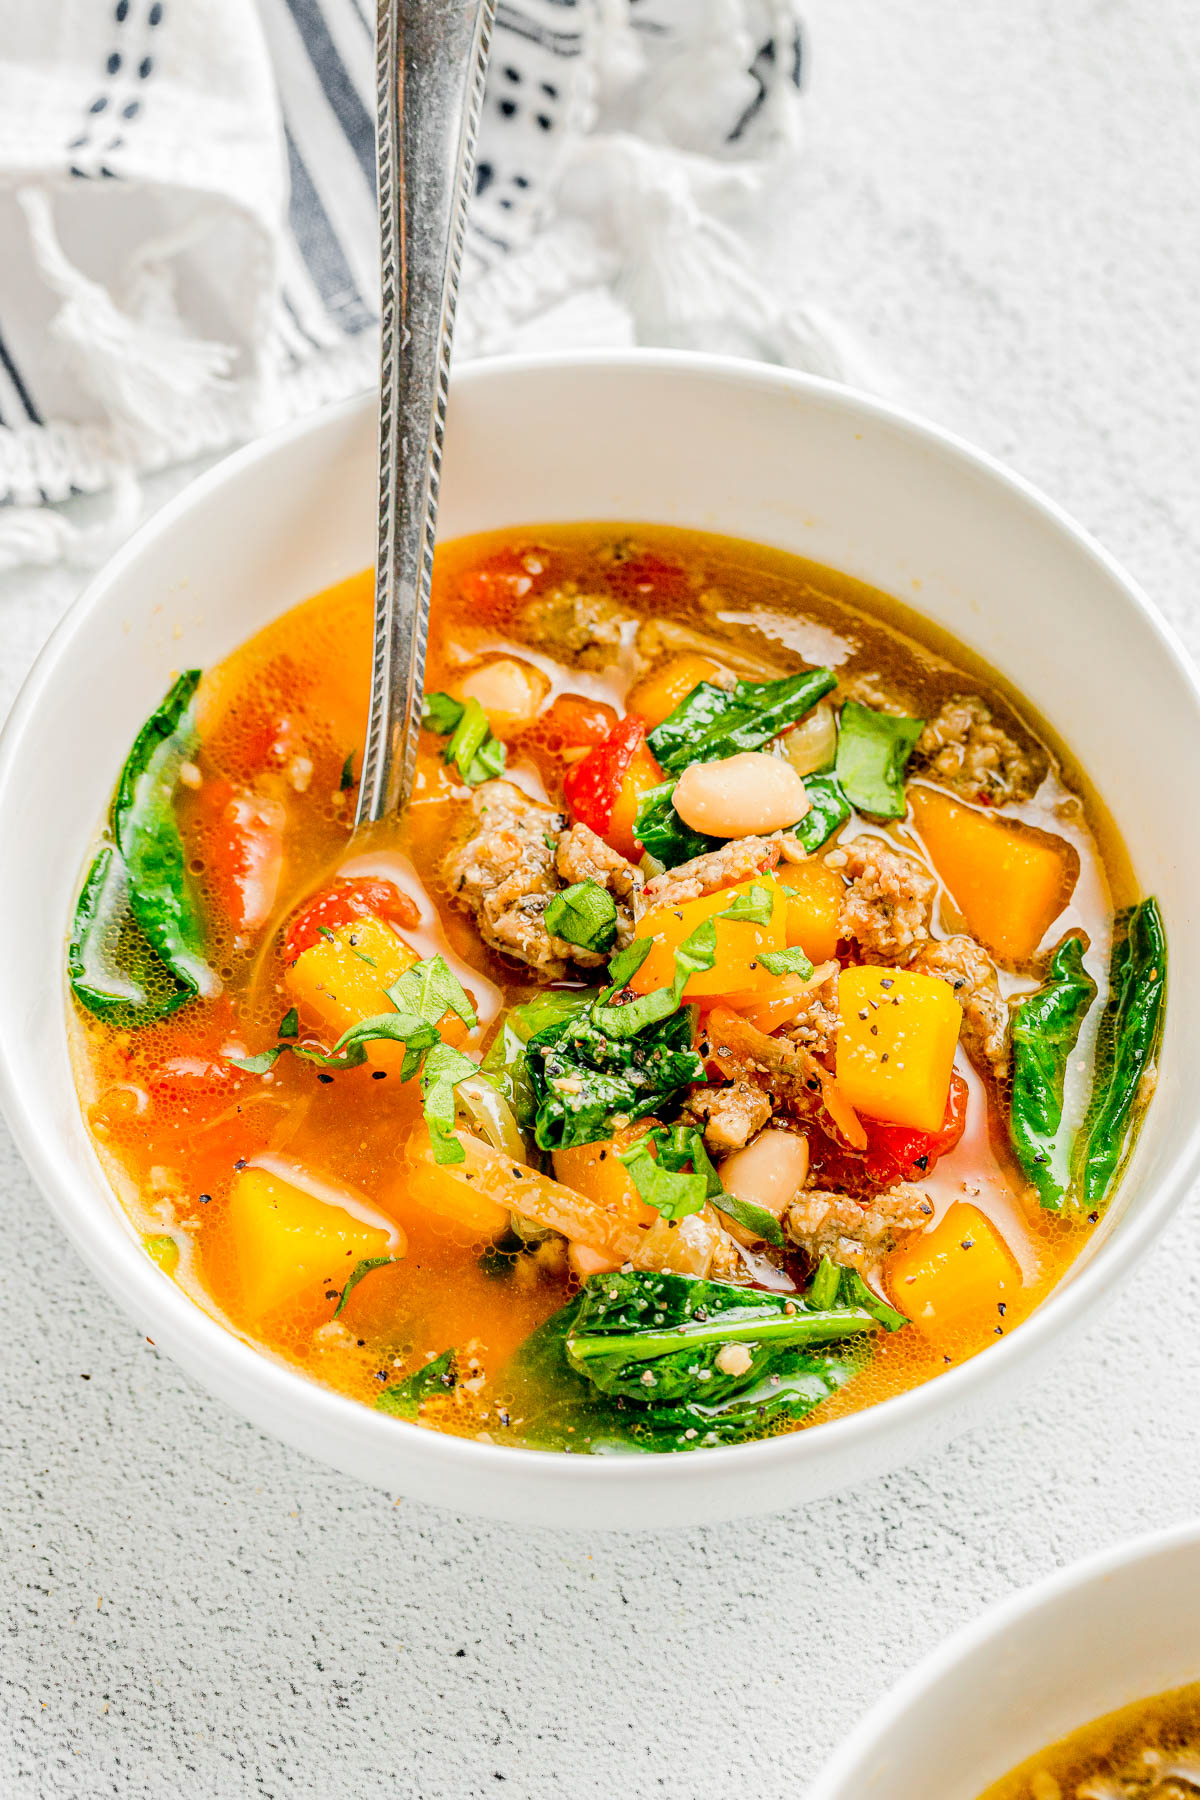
[455,1076,527,1164]
[777,700,837,778]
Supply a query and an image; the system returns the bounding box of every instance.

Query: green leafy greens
[524,924,715,1150]
[501,1264,904,1453]
[421,691,507,786]
[377,1348,458,1419]
[647,667,837,776]
[757,946,815,979]
[719,883,775,926]
[333,1256,395,1319]
[543,880,618,953]
[789,772,851,852]
[834,700,924,819]
[69,671,216,1025]
[1075,898,1166,1209]
[1009,934,1098,1210]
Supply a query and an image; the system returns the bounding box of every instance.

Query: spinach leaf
[502,1291,861,1454]
[633,783,719,870]
[527,1002,705,1151]
[834,1265,908,1331]
[1010,934,1098,1211]
[790,772,851,852]
[544,880,618,953]
[565,1269,880,1401]
[1075,898,1166,1208]
[834,701,924,819]
[377,1348,458,1419]
[647,668,837,776]
[480,989,596,1128]
[69,673,214,1024]
[112,670,213,1000]
[68,845,195,1023]
[333,1256,394,1318]
[711,1191,786,1249]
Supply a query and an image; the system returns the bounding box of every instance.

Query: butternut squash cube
[781,858,845,963]
[837,964,962,1132]
[886,1200,1022,1339]
[226,1165,398,1319]
[908,784,1078,965]
[286,914,418,1044]
[631,874,787,999]
[626,654,729,731]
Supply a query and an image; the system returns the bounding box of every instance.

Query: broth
[67,524,1162,1452]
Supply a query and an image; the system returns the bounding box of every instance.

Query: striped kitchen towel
[0,0,843,569]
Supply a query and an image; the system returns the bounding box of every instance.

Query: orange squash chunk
[226,1166,398,1320]
[286,915,470,1071]
[626,654,729,731]
[908,784,1078,965]
[631,874,787,999]
[837,964,962,1132]
[781,858,845,963]
[886,1201,1022,1339]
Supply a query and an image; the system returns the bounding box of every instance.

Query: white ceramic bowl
[1,351,1198,1530]
[809,1522,1200,1797]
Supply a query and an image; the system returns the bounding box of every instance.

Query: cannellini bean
[777,700,837,778]
[672,751,810,837]
[718,1128,810,1221]
[452,657,550,739]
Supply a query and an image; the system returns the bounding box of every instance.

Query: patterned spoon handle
[357,0,496,826]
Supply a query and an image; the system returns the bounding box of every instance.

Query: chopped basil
[758,946,815,979]
[339,750,356,790]
[333,1256,394,1318]
[420,1042,481,1164]
[834,701,924,819]
[389,953,477,1030]
[712,1191,786,1249]
[377,1348,457,1418]
[544,880,618,953]
[227,1045,288,1074]
[278,1006,300,1039]
[421,691,466,734]
[592,918,716,1039]
[719,882,775,926]
[604,935,653,992]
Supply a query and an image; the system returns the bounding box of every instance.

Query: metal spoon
[356,0,497,828]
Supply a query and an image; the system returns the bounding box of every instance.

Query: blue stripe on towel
[284,127,374,334]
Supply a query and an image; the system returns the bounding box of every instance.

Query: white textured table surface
[4,6,1200,1796]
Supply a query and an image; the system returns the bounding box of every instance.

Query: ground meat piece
[912,693,1047,804]
[784,1182,933,1272]
[512,588,636,669]
[838,836,937,963]
[443,780,594,981]
[705,1006,867,1150]
[777,967,839,1059]
[681,1081,773,1154]
[909,935,1010,1081]
[641,837,781,914]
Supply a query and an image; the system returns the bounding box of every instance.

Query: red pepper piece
[283,877,421,963]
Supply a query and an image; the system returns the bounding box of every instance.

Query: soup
[66,525,1164,1453]
[979,1681,1200,1798]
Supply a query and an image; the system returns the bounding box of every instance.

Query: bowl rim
[806,1518,1200,1797]
[2,345,1199,1505]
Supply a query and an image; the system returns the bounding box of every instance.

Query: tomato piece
[604,551,690,606]
[807,1070,969,1190]
[283,877,421,964]
[562,715,663,858]
[192,780,287,936]
[537,694,620,752]
[457,546,550,615]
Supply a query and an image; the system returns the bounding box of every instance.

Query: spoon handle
[357,0,496,826]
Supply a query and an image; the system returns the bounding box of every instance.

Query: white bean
[672,751,810,837]
[718,1129,810,1221]
[452,657,550,739]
